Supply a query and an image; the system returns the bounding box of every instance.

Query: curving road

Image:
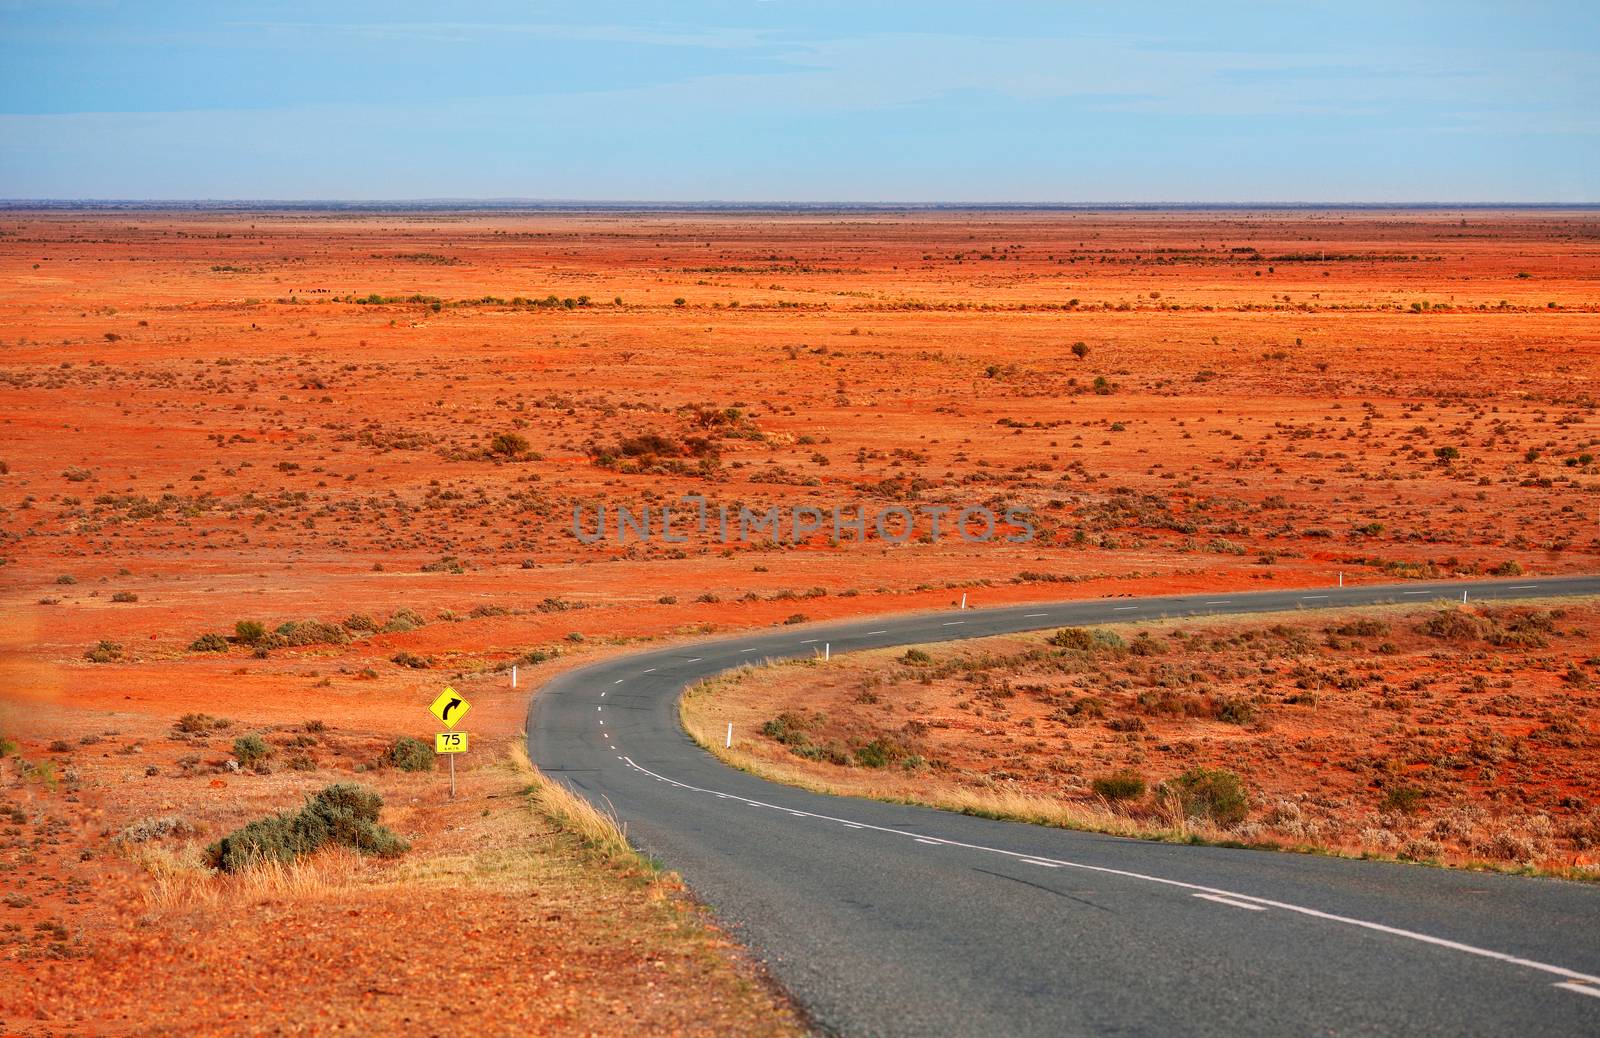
[527,577,1600,1036]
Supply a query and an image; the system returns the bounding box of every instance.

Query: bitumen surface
[528,577,1600,1036]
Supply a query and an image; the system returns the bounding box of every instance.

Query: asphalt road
[527,577,1600,1036]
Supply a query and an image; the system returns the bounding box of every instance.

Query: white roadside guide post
[428,687,472,799]
[824,642,830,661]
[726,722,733,748]
[960,592,967,609]
[511,665,517,689]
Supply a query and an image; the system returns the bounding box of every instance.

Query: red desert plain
[1,207,1598,1033]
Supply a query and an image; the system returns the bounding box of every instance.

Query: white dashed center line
[615,755,1600,993]
[1194,893,1268,912]
[942,621,965,626]
[1554,982,1600,999]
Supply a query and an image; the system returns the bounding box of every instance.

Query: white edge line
[615,755,1600,988]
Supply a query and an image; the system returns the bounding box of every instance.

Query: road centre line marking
[642,668,655,673]
[741,648,759,653]
[1194,893,1268,911]
[614,678,624,684]
[942,621,965,626]
[1508,585,1538,590]
[1204,600,1230,605]
[615,755,1600,989]
[685,657,702,663]
[865,630,888,635]
[1301,595,1329,600]
[1114,606,1138,611]
[800,639,819,644]
[1024,613,1048,618]
[1403,591,1431,595]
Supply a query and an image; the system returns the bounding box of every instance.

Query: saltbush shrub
[205,783,408,872]
[386,736,434,772]
[1160,767,1249,826]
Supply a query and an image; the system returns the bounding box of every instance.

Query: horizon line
[3,198,1598,212]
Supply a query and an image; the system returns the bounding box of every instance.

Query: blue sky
[1,1,1596,201]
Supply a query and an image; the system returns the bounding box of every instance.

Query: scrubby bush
[273,619,349,646]
[234,620,267,644]
[1216,696,1257,725]
[760,712,811,747]
[174,712,230,734]
[111,591,138,603]
[382,608,427,633]
[233,734,273,769]
[205,783,408,872]
[900,648,932,665]
[853,737,907,769]
[390,651,434,669]
[1048,627,1124,652]
[1381,785,1429,815]
[190,632,230,653]
[489,432,530,457]
[1160,767,1249,826]
[84,640,122,663]
[1418,609,1491,641]
[386,736,434,772]
[1091,769,1146,801]
[1332,618,1389,638]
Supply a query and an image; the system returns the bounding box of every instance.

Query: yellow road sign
[429,687,471,728]
[435,731,468,754]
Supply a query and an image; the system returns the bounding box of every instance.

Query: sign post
[428,686,472,799]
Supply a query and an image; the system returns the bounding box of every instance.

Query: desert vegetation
[2,207,1597,1025]
[684,600,1600,876]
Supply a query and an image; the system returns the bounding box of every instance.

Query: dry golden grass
[682,673,1231,847]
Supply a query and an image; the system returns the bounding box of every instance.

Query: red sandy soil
[691,600,1600,873]
[0,208,1597,1028]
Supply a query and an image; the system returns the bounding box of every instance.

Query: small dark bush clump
[190,632,230,653]
[1160,767,1249,826]
[1091,769,1147,801]
[1418,609,1491,641]
[386,736,435,772]
[84,640,123,663]
[233,734,273,769]
[205,783,408,872]
[174,712,230,733]
[234,620,268,644]
[1381,785,1429,815]
[901,648,932,665]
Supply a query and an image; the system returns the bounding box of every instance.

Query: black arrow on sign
[443,697,462,721]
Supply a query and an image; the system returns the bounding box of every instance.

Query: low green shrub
[1160,767,1249,826]
[190,632,230,653]
[233,734,273,769]
[386,736,434,772]
[1091,769,1146,801]
[205,783,408,872]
